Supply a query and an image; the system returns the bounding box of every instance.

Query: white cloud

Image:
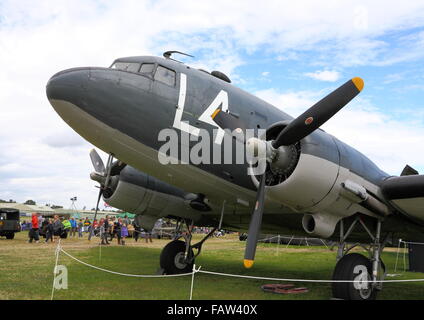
[304,70,341,82]
[256,89,424,175]
[1,0,424,208]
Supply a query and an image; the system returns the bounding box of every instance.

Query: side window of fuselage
[154,65,176,87]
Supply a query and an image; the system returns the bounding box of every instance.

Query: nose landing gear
[159,219,216,274]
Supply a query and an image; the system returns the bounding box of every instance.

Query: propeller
[89,149,106,174]
[87,149,126,240]
[272,77,363,148]
[212,77,364,268]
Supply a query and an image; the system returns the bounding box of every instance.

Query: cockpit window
[111,62,140,73]
[140,63,155,74]
[154,65,176,86]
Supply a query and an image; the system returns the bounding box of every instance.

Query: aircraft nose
[46,67,90,102]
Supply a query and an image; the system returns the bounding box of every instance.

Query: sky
[0,0,423,210]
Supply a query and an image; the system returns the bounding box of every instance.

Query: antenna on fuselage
[163,50,194,62]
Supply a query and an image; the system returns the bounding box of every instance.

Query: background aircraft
[46,51,424,300]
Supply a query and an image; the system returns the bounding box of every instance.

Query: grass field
[0,231,423,300]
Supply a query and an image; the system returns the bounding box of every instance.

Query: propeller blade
[88,187,102,241]
[211,108,247,143]
[89,149,106,174]
[272,77,364,148]
[244,173,267,268]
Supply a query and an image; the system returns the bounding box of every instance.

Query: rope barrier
[60,248,194,278]
[257,235,326,243]
[400,240,424,245]
[196,269,424,283]
[56,247,424,284]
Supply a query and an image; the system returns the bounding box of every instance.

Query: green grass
[0,232,423,300]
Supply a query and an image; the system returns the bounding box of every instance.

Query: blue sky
[0,0,423,208]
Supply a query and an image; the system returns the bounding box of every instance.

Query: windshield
[110,62,141,73]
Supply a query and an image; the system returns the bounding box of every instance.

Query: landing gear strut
[332,216,387,300]
[159,219,216,274]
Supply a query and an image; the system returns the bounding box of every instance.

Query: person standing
[100,217,110,245]
[121,222,128,245]
[114,218,122,245]
[52,215,63,242]
[28,213,40,243]
[62,217,72,238]
[45,219,54,243]
[133,220,141,242]
[38,214,44,232]
[92,219,99,236]
[70,218,77,237]
[105,216,111,244]
[145,230,153,243]
[78,219,83,238]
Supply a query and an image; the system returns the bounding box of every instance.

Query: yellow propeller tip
[352,77,364,92]
[211,108,221,119]
[243,259,254,269]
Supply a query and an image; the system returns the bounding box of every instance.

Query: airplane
[46,51,424,300]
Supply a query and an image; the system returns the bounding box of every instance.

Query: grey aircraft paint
[46,55,424,241]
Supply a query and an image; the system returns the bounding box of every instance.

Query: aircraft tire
[332,253,377,300]
[5,233,15,239]
[160,240,193,274]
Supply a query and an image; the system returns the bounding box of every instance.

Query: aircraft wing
[381,174,424,222]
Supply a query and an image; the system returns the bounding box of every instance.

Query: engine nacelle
[252,125,341,213]
[103,166,201,230]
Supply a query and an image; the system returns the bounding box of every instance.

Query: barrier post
[286,235,294,248]
[190,264,197,300]
[276,235,280,256]
[394,239,401,272]
[50,239,61,300]
[403,241,408,272]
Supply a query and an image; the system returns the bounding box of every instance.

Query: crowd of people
[23,213,154,245]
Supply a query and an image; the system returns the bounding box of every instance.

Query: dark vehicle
[0,208,21,239]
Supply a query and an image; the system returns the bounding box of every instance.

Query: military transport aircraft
[46,51,424,300]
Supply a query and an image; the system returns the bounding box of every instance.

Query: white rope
[400,240,424,245]
[60,248,193,278]
[258,235,326,242]
[57,244,424,285]
[197,269,424,283]
[257,235,279,243]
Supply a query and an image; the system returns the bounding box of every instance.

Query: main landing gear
[332,216,387,300]
[159,219,216,274]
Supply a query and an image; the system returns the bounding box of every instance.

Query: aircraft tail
[401,164,419,176]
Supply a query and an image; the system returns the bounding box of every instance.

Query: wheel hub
[174,252,188,270]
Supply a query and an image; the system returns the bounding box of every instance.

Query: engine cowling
[100,166,202,230]
[252,123,341,212]
[249,123,364,238]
